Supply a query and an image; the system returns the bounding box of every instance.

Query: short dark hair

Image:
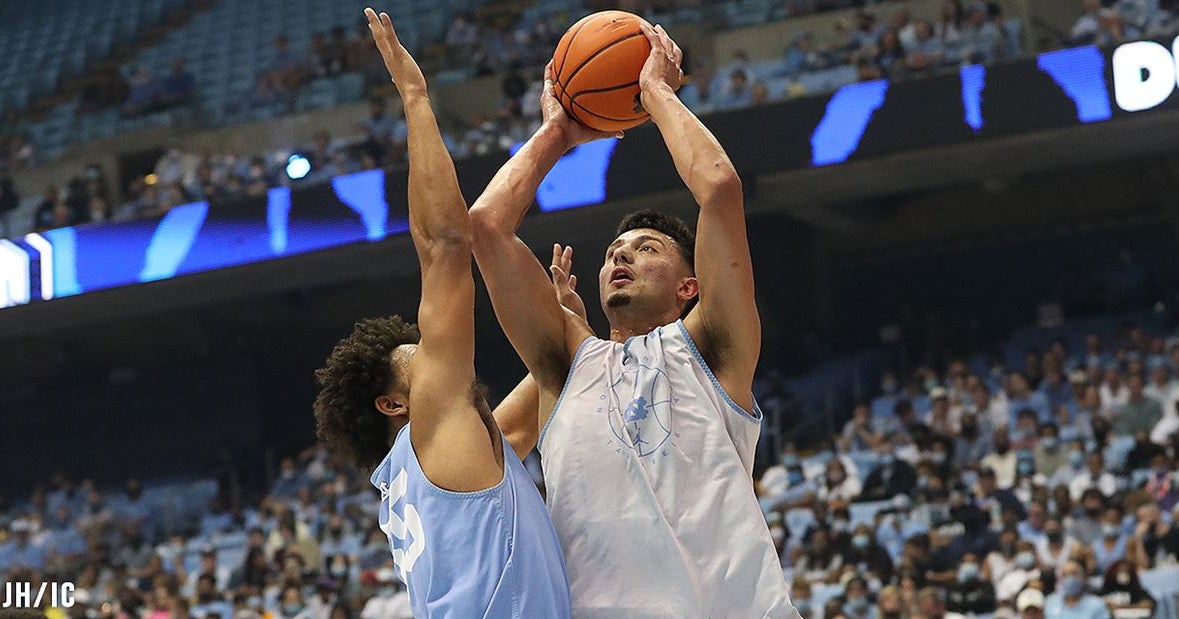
[314,316,420,471]
[615,209,695,272]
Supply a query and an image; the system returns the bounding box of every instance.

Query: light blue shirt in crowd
[1044,593,1111,619]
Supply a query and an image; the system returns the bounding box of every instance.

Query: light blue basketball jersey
[370,424,571,619]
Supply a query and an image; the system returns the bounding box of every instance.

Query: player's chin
[605,292,632,309]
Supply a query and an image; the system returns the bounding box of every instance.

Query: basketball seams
[554,16,590,83]
[560,31,645,91]
[569,81,647,122]
[569,97,645,123]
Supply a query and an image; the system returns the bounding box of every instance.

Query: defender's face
[599,228,692,315]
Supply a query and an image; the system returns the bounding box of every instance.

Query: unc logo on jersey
[607,358,674,457]
[378,469,426,580]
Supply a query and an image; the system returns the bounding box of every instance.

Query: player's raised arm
[469,69,607,395]
[639,24,760,409]
[366,8,499,490]
[492,244,592,457]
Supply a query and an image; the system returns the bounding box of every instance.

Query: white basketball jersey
[539,320,798,618]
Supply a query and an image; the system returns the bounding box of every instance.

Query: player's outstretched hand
[541,61,623,149]
[638,23,683,95]
[550,243,588,323]
[365,7,426,98]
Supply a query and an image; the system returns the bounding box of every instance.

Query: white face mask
[770,527,786,544]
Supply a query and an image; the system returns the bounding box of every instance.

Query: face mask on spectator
[958,562,980,583]
[1041,436,1059,450]
[817,450,835,464]
[330,562,347,577]
[852,534,869,549]
[846,596,870,613]
[380,586,398,598]
[1016,551,1036,569]
[929,452,946,465]
[794,599,811,615]
[781,454,799,469]
[1069,451,1085,467]
[770,527,786,544]
[832,519,850,534]
[917,476,930,489]
[1017,461,1034,475]
[1117,571,1132,586]
[788,470,805,486]
[1102,524,1120,538]
[283,604,303,616]
[1060,575,1085,598]
[880,454,895,467]
[1047,530,1063,543]
[883,379,898,395]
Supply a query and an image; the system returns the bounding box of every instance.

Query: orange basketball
[551,11,653,133]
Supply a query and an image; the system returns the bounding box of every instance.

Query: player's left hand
[365,7,427,98]
[550,243,588,322]
[638,23,683,95]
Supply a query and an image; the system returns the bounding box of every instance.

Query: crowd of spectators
[2,311,1178,619]
[754,320,1179,618]
[0,447,419,619]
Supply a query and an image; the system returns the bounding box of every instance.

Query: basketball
[551,10,653,133]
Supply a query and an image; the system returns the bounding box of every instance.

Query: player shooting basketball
[470,22,799,617]
[312,9,573,617]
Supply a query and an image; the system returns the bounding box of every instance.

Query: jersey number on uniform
[379,468,426,579]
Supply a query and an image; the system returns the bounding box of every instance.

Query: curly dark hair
[615,209,695,272]
[313,315,420,472]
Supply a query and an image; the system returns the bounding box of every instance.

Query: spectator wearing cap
[1046,559,1110,619]
[1115,374,1164,436]
[0,519,47,571]
[1068,452,1117,501]
[926,388,958,436]
[1017,588,1045,619]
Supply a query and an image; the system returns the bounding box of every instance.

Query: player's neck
[607,308,680,342]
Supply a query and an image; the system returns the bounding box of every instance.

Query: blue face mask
[1041,436,1059,450]
[1060,575,1085,598]
[831,519,850,533]
[880,454,895,467]
[883,380,898,395]
[1102,524,1121,538]
[794,599,811,614]
[787,470,805,486]
[283,604,304,616]
[846,596,870,613]
[852,534,870,549]
[1018,461,1034,475]
[958,562,980,583]
[1016,551,1036,570]
[817,450,835,465]
[781,454,799,469]
[1069,451,1085,467]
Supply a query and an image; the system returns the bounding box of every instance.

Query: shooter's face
[598,228,696,317]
